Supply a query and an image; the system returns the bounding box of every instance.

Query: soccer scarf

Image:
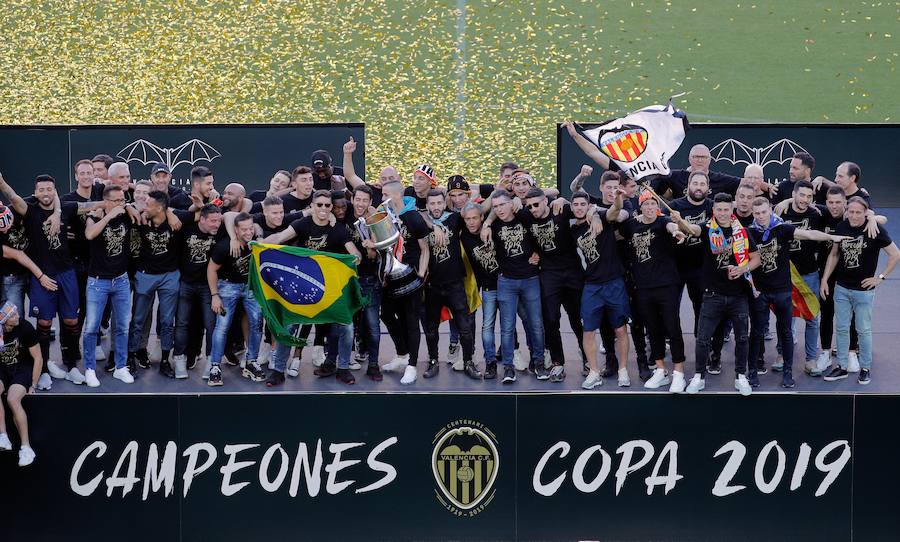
[708,215,759,296]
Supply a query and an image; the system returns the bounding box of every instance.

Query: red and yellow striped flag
[790,262,820,320]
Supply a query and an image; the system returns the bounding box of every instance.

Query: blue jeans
[357,276,382,364]
[835,285,874,370]
[498,275,544,367]
[794,271,821,362]
[271,324,299,373]
[749,290,793,373]
[1,274,27,320]
[83,274,132,370]
[209,281,263,366]
[129,270,180,354]
[481,289,498,363]
[325,322,354,369]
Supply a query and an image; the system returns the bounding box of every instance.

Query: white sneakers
[348,359,362,370]
[644,368,671,389]
[400,365,417,385]
[0,432,11,451]
[311,345,326,367]
[669,371,686,393]
[287,358,301,377]
[685,374,705,394]
[36,373,52,390]
[617,367,631,387]
[734,374,752,396]
[814,351,832,375]
[582,370,602,390]
[66,367,85,385]
[451,356,464,372]
[848,352,860,373]
[113,367,134,384]
[173,355,189,379]
[18,445,36,466]
[47,360,68,379]
[95,345,106,361]
[84,369,100,388]
[513,349,528,371]
[382,354,410,372]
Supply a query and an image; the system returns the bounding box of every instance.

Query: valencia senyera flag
[248,242,366,346]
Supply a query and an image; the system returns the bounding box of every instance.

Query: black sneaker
[707,354,722,375]
[223,350,240,366]
[242,360,266,382]
[208,365,223,387]
[601,364,616,378]
[464,360,482,380]
[266,370,285,387]
[104,358,116,373]
[135,349,150,369]
[823,366,849,381]
[637,361,653,382]
[502,366,516,384]
[423,359,440,378]
[314,361,337,378]
[484,362,497,380]
[533,363,550,381]
[126,354,138,376]
[748,371,760,388]
[159,360,176,379]
[549,364,565,383]
[858,368,871,385]
[757,365,768,376]
[782,370,795,388]
[366,363,383,382]
[336,368,356,385]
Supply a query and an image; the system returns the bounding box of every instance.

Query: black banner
[557,123,900,206]
[0,393,892,541]
[0,123,365,196]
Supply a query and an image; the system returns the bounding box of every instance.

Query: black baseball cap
[150,163,171,175]
[447,175,469,193]
[311,150,332,169]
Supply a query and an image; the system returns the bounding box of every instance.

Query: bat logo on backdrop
[432,420,500,517]
[709,138,809,172]
[117,139,222,172]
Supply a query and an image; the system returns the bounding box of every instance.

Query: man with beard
[672,193,761,396]
[616,191,689,392]
[149,163,192,210]
[82,185,134,386]
[263,191,362,386]
[420,190,480,380]
[772,152,827,205]
[821,197,899,385]
[206,212,265,387]
[521,187,588,383]
[170,204,223,379]
[219,183,254,214]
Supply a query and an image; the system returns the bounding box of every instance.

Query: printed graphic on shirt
[186,234,215,264]
[783,217,809,251]
[684,211,708,246]
[104,223,127,257]
[235,252,252,276]
[42,221,62,250]
[630,230,655,263]
[429,224,452,263]
[576,231,600,264]
[472,243,499,274]
[757,238,779,273]
[497,224,526,257]
[0,338,17,365]
[841,236,866,269]
[6,224,27,251]
[530,220,558,252]
[715,249,733,270]
[305,235,328,251]
[147,230,171,255]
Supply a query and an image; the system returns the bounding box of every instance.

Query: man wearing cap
[405,164,436,212]
[0,301,41,466]
[150,163,192,210]
[310,149,347,192]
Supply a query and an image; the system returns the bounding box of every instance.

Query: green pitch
[0,0,894,186]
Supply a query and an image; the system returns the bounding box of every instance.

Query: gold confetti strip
[0,0,897,186]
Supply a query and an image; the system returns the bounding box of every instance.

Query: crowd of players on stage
[0,130,898,466]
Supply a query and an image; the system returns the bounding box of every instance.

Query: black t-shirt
[618,216,680,289]
[772,180,828,206]
[651,169,742,198]
[460,228,499,290]
[253,211,302,238]
[698,223,758,296]
[571,214,623,284]
[289,216,350,254]
[344,212,377,277]
[819,209,845,274]
[210,238,252,284]
[24,201,78,275]
[780,204,824,275]
[176,212,223,284]
[355,184,383,208]
[519,206,581,273]
[397,210,431,271]
[833,220,893,291]
[490,215,540,280]
[403,186,428,212]
[427,212,466,285]
[0,213,30,277]
[166,186,193,210]
[844,187,873,208]
[0,320,38,369]
[736,212,755,228]
[62,186,104,265]
[747,223,797,293]
[248,190,268,203]
[136,219,179,274]
[87,213,132,279]
[262,192,312,215]
[667,197,713,271]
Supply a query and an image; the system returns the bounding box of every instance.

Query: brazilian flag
[249,242,367,346]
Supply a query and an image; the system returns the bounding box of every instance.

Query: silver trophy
[357,210,423,298]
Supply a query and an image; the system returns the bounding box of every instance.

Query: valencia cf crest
[599,125,649,162]
[432,421,499,517]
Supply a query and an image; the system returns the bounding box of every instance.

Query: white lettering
[182,442,217,497]
[219,444,259,497]
[790,443,812,491]
[105,441,140,498]
[325,442,364,495]
[712,440,747,497]
[142,442,177,501]
[289,440,323,497]
[259,444,290,493]
[645,441,682,495]
[532,441,570,497]
[70,441,107,497]
[814,440,851,497]
[571,445,611,493]
[614,440,654,496]
[754,441,786,494]
[356,437,398,494]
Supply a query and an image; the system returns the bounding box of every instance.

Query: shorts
[29,268,79,321]
[581,277,630,331]
[0,363,32,391]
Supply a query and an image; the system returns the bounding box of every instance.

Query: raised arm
[562,121,611,170]
[0,172,28,215]
[342,137,366,189]
[570,164,594,194]
[670,209,701,237]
